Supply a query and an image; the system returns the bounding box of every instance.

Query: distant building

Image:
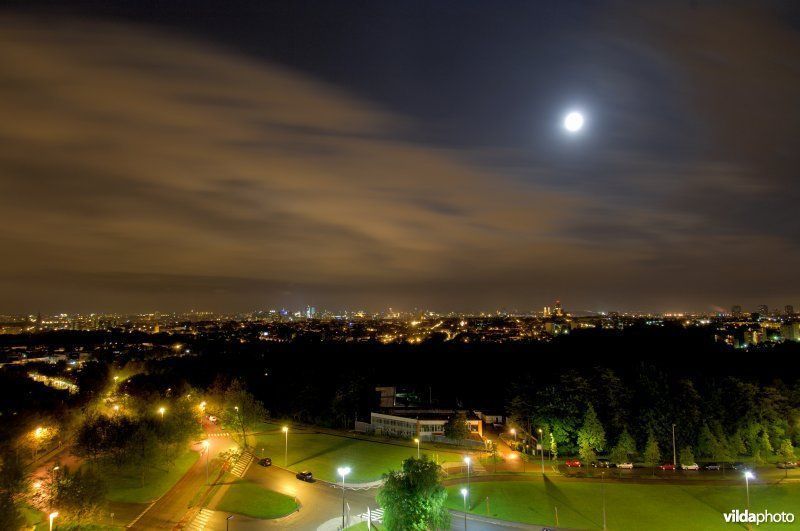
[757,305,769,316]
[781,322,800,342]
[743,329,764,346]
[785,305,795,316]
[357,410,482,441]
[731,305,742,317]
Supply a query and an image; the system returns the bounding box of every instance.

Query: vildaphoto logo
[723,509,795,525]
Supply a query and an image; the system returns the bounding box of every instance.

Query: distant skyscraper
[785,305,795,316]
[731,305,742,317]
[757,305,769,316]
[553,300,564,317]
[306,305,316,319]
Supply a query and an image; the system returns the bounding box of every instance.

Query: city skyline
[2,1,800,313]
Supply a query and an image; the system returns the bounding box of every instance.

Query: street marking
[230,450,253,478]
[187,508,214,530]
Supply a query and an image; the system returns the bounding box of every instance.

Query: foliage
[377,456,450,531]
[643,431,661,475]
[224,379,268,446]
[577,404,606,453]
[0,492,24,531]
[50,466,107,524]
[778,439,795,462]
[679,446,695,466]
[443,411,469,441]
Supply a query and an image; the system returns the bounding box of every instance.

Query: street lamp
[282,426,289,467]
[510,428,516,442]
[463,456,471,508]
[414,438,420,459]
[538,428,545,474]
[744,470,755,513]
[49,511,58,531]
[338,466,351,529]
[460,488,468,530]
[203,440,210,485]
[226,514,234,531]
[158,407,165,419]
[672,424,677,469]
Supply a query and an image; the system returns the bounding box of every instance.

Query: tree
[577,404,606,456]
[643,431,661,477]
[224,380,268,447]
[443,412,469,441]
[377,456,450,531]
[0,492,23,531]
[0,449,27,531]
[679,446,695,467]
[549,432,558,461]
[696,424,716,458]
[50,466,107,525]
[779,439,796,478]
[616,429,637,461]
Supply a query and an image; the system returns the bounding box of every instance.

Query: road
[130,421,237,529]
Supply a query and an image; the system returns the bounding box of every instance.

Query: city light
[158,406,166,418]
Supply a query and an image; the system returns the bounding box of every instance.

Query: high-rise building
[757,305,769,316]
[731,305,742,317]
[781,322,800,342]
[785,305,795,316]
[553,300,564,317]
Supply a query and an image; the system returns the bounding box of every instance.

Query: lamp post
[203,440,210,485]
[49,511,58,531]
[414,438,420,459]
[460,488,468,530]
[158,407,165,420]
[672,424,677,469]
[463,456,471,508]
[744,470,754,511]
[338,466,351,529]
[510,428,516,442]
[226,514,233,531]
[282,426,288,467]
[538,428,545,474]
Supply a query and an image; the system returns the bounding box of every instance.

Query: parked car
[296,471,314,481]
[731,462,746,471]
[616,462,634,469]
[658,463,675,470]
[777,461,798,469]
[704,463,721,470]
[258,457,272,467]
[592,459,612,468]
[681,463,700,470]
[207,415,218,423]
[565,459,582,467]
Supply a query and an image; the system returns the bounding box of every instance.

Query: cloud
[0,7,799,313]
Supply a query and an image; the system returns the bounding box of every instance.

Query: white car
[681,463,700,470]
[617,462,634,469]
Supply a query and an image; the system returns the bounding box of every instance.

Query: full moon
[563,111,585,132]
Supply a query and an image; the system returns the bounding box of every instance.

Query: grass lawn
[345,522,370,530]
[446,479,800,530]
[101,449,200,503]
[216,480,298,519]
[22,504,45,528]
[251,432,467,483]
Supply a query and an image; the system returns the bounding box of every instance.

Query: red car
[658,463,675,470]
[565,459,582,467]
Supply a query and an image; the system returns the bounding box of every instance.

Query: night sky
[2,1,800,313]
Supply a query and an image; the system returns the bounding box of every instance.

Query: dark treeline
[4,323,800,458]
